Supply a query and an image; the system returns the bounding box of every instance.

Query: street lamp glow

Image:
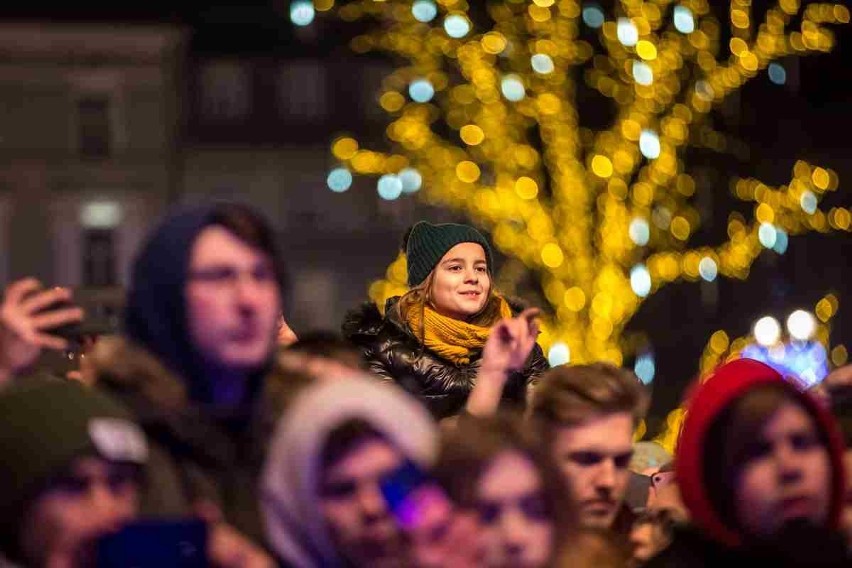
[786,310,816,341]
[754,316,781,346]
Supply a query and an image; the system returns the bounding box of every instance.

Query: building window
[200,61,251,121]
[82,228,116,287]
[77,96,112,158]
[278,61,328,120]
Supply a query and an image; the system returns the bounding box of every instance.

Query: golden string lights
[326,0,850,366]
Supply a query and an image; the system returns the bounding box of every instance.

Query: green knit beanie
[0,379,147,532]
[403,221,494,286]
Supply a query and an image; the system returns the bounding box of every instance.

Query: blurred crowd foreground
[0,200,850,567]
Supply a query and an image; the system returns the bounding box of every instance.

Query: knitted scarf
[403,296,513,366]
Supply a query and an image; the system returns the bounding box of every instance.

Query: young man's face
[19,457,140,566]
[734,401,831,537]
[319,437,408,567]
[475,450,553,568]
[550,412,634,529]
[185,226,282,373]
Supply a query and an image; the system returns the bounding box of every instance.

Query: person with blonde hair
[343,221,547,419]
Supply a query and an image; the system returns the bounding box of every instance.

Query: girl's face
[428,242,490,321]
[734,401,832,537]
[475,451,554,568]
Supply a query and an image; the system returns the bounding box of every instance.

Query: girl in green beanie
[343,221,548,420]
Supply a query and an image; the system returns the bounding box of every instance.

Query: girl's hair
[703,382,829,534]
[432,414,575,537]
[393,266,504,343]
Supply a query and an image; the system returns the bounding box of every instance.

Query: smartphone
[95,519,208,567]
[380,460,454,531]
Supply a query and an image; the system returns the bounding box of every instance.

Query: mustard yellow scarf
[403,296,513,366]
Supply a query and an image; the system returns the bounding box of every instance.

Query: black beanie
[403,221,493,286]
[0,379,147,542]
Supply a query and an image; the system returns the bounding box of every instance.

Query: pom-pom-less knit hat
[403,221,493,287]
[675,358,846,549]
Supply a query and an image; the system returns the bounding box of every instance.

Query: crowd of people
[0,200,850,567]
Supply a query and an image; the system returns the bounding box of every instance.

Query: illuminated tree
[325,0,851,366]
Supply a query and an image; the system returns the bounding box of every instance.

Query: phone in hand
[380,460,454,531]
[95,519,208,567]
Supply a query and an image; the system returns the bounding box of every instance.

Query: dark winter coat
[342,297,549,419]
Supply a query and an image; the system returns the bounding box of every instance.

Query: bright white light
[377,175,403,200]
[444,14,470,38]
[412,0,438,23]
[773,228,789,254]
[787,310,816,341]
[409,79,435,103]
[290,1,315,26]
[399,168,422,193]
[630,264,651,297]
[582,4,605,28]
[758,223,777,248]
[548,342,570,366]
[617,18,639,47]
[800,190,817,214]
[639,129,661,159]
[673,6,695,34]
[698,257,718,282]
[635,353,655,384]
[629,217,650,246]
[754,316,781,346]
[80,201,122,228]
[632,61,653,85]
[531,53,555,74]
[326,168,353,193]
[695,80,714,101]
[501,75,526,101]
[768,63,786,85]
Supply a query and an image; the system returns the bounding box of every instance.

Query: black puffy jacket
[342,297,549,419]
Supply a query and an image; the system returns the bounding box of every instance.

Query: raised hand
[0,278,83,384]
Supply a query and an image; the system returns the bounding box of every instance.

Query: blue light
[639,129,661,159]
[531,54,555,74]
[630,264,651,297]
[768,63,786,85]
[629,217,650,246]
[698,257,718,282]
[377,174,403,200]
[408,79,435,103]
[548,342,570,366]
[800,190,817,214]
[758,222,777,248]
[632,61,653,85]
[412,0,438,23]
[673,6,695,34]
[326,168,353,193]
[773,228,789,254]
[501,75,525,102]
[617,18,639,47]
[444,14,470,38]
[582,4,605,29]
[634,353,655,384]
[290,1,315,27]
[399,168,422,193]
[741,341,828,388]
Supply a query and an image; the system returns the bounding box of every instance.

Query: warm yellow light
[332,137,359,160]
[591,155,614,178]
[460,124,485,145]
[515,177,539,199]
[671,216,691,240]
[812,167,830,190]
[710,330,730,354]
[456,161,481,183]
[541,243,564,268]
[636,40,658,60]
[481,32,507,54]
[832,345,849,367]
[755,203,775,223]
[380,92,405,112]
[564,287,586,311]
